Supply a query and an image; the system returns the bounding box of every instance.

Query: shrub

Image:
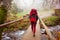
[0,6,7,24]
[43,16,59,26]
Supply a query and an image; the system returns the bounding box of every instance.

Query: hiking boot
[33,34,35,37]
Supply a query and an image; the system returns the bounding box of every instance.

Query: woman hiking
[29,9,38,37]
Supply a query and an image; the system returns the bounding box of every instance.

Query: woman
[29,9,38,37]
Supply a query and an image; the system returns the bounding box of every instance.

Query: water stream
[2,25,60,40]
[2,30,26,40]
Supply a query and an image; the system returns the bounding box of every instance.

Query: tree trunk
[0,6,7,40]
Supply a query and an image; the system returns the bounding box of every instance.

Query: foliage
[0,6,7,40]
[55,9,60,17]
[3,17,30,32]
[42,16,59,26]
[18,18,30,30]
[0,6,7,24]
[10,3,18,14]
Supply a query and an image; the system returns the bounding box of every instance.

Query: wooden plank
[21,20,41,40]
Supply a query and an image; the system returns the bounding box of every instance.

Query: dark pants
[31,22,37,34]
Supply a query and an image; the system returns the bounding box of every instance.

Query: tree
[42,0,57,9]
[0,5,7,40]
[10,3,18,19]
[0,0,12,40]
[11,3,18,14]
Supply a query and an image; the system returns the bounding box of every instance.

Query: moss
[0,6,7,40]
[43,16,59,26]
[0,6,7,24]
[0,28,4,40]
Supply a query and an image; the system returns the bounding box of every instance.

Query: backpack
[30,14,37,22]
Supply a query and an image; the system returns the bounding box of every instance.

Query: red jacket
[29,9,38,22]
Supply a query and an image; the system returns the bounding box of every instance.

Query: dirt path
[21,20,41,40]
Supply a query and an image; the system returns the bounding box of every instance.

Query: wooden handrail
[0,18,23,27]
[39,18,56,40]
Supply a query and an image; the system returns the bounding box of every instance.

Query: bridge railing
[0,18,23,27]
[39,18,57,40]
[0,14,29,27]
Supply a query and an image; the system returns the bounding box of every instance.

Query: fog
[12,0,44,10]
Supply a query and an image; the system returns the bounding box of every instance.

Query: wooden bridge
[0,15,57,40]
[21,18,56,40]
